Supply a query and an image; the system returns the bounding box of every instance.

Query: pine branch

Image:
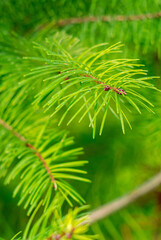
[0,89,88,213]
[36,172,161,239]
[0,34,158,138]
[0,31,159,239]
[88,171,161,224]
[15,40,157,137]
[0,118,56,188]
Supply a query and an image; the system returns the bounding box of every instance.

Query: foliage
[0,0,161,240]
[0,33,158,138]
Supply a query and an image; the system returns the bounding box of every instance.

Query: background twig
[55,12,161,27]
[89,171,161,224]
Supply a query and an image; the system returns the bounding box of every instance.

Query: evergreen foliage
[0,0,161,239]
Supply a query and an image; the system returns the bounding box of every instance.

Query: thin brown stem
[59,70,126,95]
[26,143,56,188]
[88,171,161,224]
[47,171,161,237]
[36,12,161,31]
[0,118,56,188]
[55,12,161,27]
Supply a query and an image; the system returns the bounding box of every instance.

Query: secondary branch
[48,172,161,239]
[55,12,161,27]
[89,171,161,224]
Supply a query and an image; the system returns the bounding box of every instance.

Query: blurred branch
[46,172,161,239]
[89,171,161,224]
[55,12,161,27]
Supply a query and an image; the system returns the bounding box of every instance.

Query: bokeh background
[0,0,161,239]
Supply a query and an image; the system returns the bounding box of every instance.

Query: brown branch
[0,118,56,188]
[55,12,161,27]
[26,143,56,188]
[46,169,161,238]
[58,71,127,95]
[88,171,161,224]
[47,172,161,238]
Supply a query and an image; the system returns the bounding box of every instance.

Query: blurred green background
[0,0,161,239]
